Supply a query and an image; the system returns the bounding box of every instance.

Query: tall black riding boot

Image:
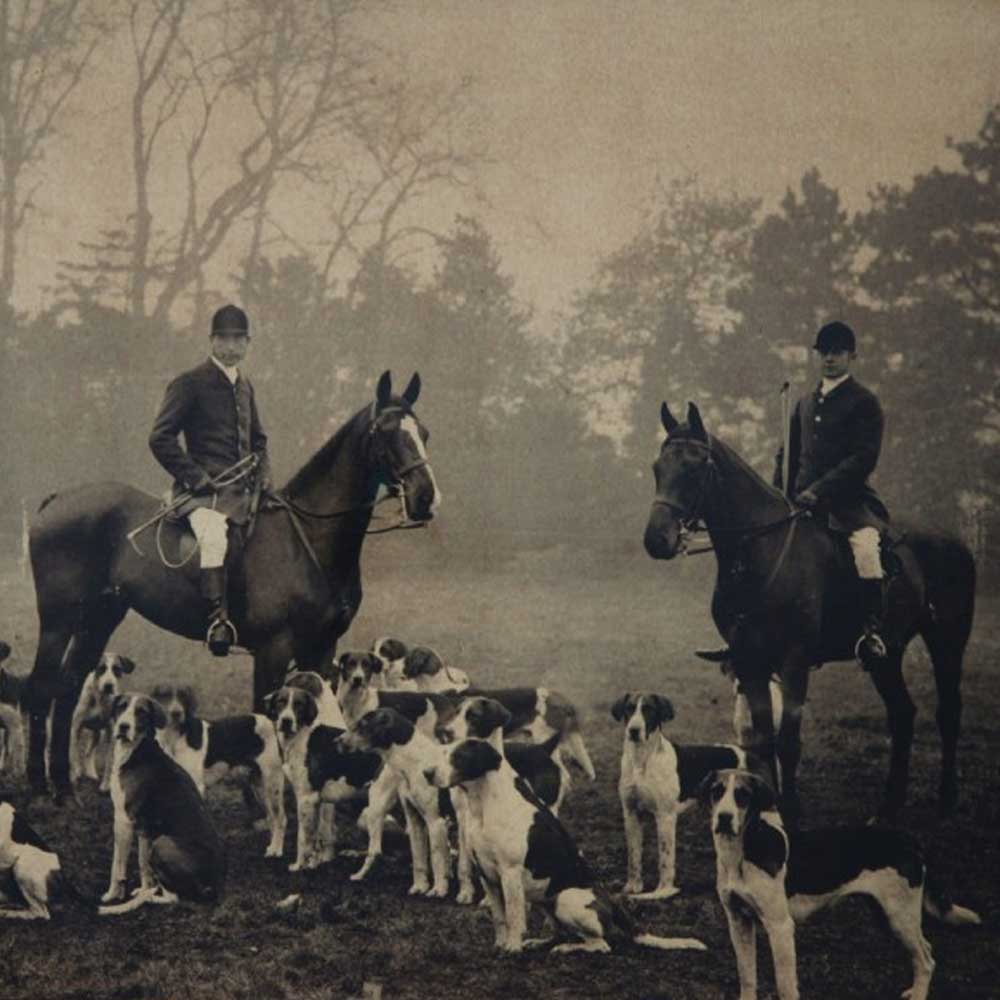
[200,566,236,657]
[855,578,888,669]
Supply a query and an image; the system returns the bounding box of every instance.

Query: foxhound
[151,684,286,859]
[0,642,27,776]
[426,737,707,956]
[264,684,391,873]
[100,694,226,914]
[336,651,454,735]
[372,637,471,693]
[0,801,88,920]
[703,769,980,1000]
[69,653,136,792]
[341,708,453,897]
[612,691,752,900]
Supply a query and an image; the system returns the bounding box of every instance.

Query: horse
[25,371,439,801]
[643,401,975,825]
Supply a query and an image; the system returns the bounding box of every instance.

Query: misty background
[0,0,997,575]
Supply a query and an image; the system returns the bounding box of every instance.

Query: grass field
[1,530,998,1000]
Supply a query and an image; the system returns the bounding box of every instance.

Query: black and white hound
[0,801,90,920]
[341,708,453,897]
[425,737,708,956]
[70,653,136,792]
[100,694,226,914]
[703,769,980,1000]
[0,642,27,776]
[372,637,471,693]
[264,684,389,873]
[612,691,753,900]
[151,684,286,859]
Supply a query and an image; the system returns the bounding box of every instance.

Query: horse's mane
[283,403,371,498]
[708,432,787,503]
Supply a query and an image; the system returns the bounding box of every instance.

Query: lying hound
[100,694,226,914]
[437,695,570,815]
[0,801,87,920]
[372,637,471,693]
[0,642,27,776]
[70,653,136,792]
[151,684,286,859]
[341,708,452,897]
[613,691,753,900]
[425,738,707,956]
[337,651,453,736]
[703,769,980,1000]
[264,685,389,873]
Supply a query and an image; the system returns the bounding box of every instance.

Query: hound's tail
[633,933,708,951]
[923,874,981,926]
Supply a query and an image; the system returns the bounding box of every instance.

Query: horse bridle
[651,436,718,534]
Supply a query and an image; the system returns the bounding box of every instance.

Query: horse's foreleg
[253,633,295,713]
[742,670,779,788]
[868,652,915,824]
[922,627,964,817]
[775,665,809,827]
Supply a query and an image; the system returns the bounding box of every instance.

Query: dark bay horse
[643,401,975,824]
[26,371,438,800]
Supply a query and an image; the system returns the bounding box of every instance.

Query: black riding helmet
[813,320,855,354]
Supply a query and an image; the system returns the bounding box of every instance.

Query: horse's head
[644,401,715,560]
[369,371,439,523]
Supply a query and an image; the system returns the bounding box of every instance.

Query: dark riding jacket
[775,376,888,532]
[149,359,270,524]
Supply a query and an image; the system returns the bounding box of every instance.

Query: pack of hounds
[0,638,981,999]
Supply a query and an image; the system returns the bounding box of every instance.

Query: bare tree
[0,0,108,313]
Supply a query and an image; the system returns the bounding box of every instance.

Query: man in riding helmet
[775,320,889,666]
[149,304,271,656]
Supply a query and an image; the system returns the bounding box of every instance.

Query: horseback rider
[775,320,890,667]
[149,304,271,656]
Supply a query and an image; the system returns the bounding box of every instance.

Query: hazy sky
[22,0,1000,322]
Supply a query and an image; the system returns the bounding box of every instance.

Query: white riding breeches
[849,526,882,579]
[189,507,229,570]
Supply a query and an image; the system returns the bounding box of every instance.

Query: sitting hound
[100,694,226,915]
[425,737,708,956]
[151,684,286,859]
[703,769,980,1000]
[612,691,753,900]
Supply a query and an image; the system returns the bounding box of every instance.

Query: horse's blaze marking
[401,415,441,510]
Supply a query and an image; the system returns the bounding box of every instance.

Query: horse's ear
[661,403,678,434]
[401,372,421,406]
[687,402,707,439]
[376,371,392,407]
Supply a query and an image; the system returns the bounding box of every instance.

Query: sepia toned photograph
[0,1,998,997]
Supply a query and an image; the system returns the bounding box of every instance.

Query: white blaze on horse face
[401,415,442,510]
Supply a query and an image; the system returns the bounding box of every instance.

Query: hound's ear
[149,698,167,730]
[687,402,706,440]
[376,371,392,407]
[365,653,383,674]
[111,694,130,719]
[118,656,136,675]
[748,772,777,814]
[651,694,675,727]
[302,693,318,727]
[698,771,720,806]
[0,640,11,662]
[179,686,198,716]
[262,690,280,720]
[611,693,635,722]
[337,653,351,672]
[661,402,678,433]
[401,372,421,406]
[472,698,511,735]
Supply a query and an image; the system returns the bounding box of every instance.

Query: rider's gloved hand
[190,473,216,497]
[794,488,819,510]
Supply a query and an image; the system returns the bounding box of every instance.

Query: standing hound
[100,694,226,914]
[69,653,136,792]
[372,637,471,693]
[336,651,454,736]
[0,642,27,776]
[0,802,89,920]
[341,708,453,897]
[151,684,286,859]
[425,738,707,955]
[612,691,751,900]
[264,685,388,873]
[703,769,980,1000]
